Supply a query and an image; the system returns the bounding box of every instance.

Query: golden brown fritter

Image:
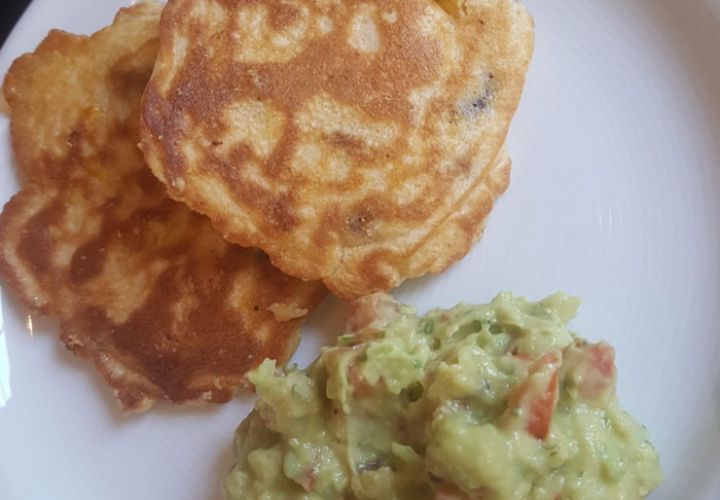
[141,0,532,298]
[0,2,325,411]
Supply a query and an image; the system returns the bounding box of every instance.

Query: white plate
[1,1,719,498]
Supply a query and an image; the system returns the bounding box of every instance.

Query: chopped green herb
[421,319,435,335]
[337,334,356,346]
[403,381,424,403]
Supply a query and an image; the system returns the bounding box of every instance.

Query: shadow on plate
[204,435,236,500]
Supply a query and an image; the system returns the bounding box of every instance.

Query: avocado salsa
[224,293,661,499]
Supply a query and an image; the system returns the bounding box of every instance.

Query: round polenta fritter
[141,0,534,298]
[0,2,325,411]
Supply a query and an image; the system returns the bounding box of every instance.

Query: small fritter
[0,2,325,411]
[141,0,533,298]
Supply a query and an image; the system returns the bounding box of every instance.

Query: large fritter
[0,2,325,411]
[140,0,534,298]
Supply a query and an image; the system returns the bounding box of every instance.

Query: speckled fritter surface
[0,2,325,411]
[141,0,533,298]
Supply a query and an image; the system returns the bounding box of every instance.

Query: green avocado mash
[224,293,661,500]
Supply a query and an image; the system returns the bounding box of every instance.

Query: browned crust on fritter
[0,2,325,411]
[406,149,511,277]
[140,0,534,298]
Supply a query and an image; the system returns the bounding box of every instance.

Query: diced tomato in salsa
[564,341,615,400]
[346,293,402,334]
[347,362,374,398]
[509,351,562,440]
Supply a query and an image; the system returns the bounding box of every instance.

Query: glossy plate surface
[1,1,719,498]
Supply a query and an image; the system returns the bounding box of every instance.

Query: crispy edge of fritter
[327,150,512,297]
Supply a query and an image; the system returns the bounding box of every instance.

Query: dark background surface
[1,0,31,48]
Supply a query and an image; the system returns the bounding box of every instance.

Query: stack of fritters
[0,3,324,411]
[0,0,533,411]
